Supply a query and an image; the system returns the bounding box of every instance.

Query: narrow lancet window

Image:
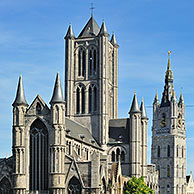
[81,88,85,113]
[94,86,97,111]
[89,87,92,113]
[76,87,80,114]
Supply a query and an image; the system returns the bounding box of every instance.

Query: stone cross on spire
[90,3,95,17]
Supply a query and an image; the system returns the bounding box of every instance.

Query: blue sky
[0,0,194,174]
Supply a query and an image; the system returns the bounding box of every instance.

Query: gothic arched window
[89,47,97,76]
[121,151,125,162]
[167,165,170,177]
[55,105,59,124]
[182,166,184,178]
[76,87,80,114]
[111,151,115,162]
[167,145,170,157]
[157,146,160,158]
[182,146,184,158]
[0,177,12,194]
[89,87,92,113]
[81,87,85,114]
[78,48,86,77]
[16,107,19,126]
[68,176,82,194]
[116,148,120,161]
[30,119,48,191]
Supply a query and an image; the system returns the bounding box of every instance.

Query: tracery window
[30,119,48,191]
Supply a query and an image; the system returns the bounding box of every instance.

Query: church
[0,14,193,194]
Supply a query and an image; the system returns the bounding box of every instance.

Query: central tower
[65,15,119,146]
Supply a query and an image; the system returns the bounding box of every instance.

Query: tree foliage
[123,176,154,194]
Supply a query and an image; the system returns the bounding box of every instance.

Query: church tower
[151,53,186,194]
[64,14,119,146]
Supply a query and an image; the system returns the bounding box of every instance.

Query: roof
[78,16,100,38]
[129,93,141,114]
[109,118,129,144]
[12,76,28,106]
[50,73,65,104]
[65,24,75,39]
[65,118,102,149]
[186,175,190,183]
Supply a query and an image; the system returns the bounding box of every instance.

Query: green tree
[123,176,154,194]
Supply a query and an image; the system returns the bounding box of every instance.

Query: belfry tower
[151,52,186,194]
[65,14,119,146]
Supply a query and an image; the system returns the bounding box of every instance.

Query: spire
[12,76,28,107]
[111,33,119,47]
[65,24,75,39]
[50,73,65,104]
[98,20,109,36]
[153,91,159,105]
[178,92,184,106]
[160,51,174,107]
[140,98,148,119]
[78,16,100,38]
[129,92,141,114]
[171,89,177,101]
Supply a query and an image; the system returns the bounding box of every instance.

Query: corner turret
[98,20,109,37]
[111,33,119,48]
[65,24,75,39]
[129,92,141,114]
[12,76,28,107]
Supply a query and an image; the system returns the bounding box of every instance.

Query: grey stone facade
[151,56,187,194]
[5,15,194,194]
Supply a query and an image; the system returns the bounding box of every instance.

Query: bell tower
[64,15,119,146]
[151,52,186,194]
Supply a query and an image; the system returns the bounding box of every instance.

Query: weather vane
[90,3,95,17]
[168,51,171,56]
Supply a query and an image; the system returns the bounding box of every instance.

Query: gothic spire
[160,52,174,107]
[50,73,65,104]
[78,16,100,38]
[178,92,184,106]
[129,92,141,114]
[153,91,159,105]
[12,75,28,107]
[65,24,75,39]
[140,98,148,119]
[98,20,109,36]
[111,33,119,47]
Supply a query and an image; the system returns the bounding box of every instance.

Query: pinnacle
[129,92,141,114]
[65,24,75,39]
[50,73,65,104]
[12,75,28,107]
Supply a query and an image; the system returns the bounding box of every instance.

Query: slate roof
[78,16,100,38]
[65,118,102,149]
[12,76,28,106]
[109,118,129,144]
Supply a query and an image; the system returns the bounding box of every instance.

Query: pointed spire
[140,98,148,119]
[65,24,75,39]
[153,91,159,104]
[98,20,109,36]
[78,16,100,38]
[129,92,141,114]
[12,76,28,107]
[179,92,184,105]
[50,73,65,104]
[111,33,119,47]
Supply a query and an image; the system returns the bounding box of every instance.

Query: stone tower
[151,53,186,194]
[12,76,28,194]
[64,15,119,146]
